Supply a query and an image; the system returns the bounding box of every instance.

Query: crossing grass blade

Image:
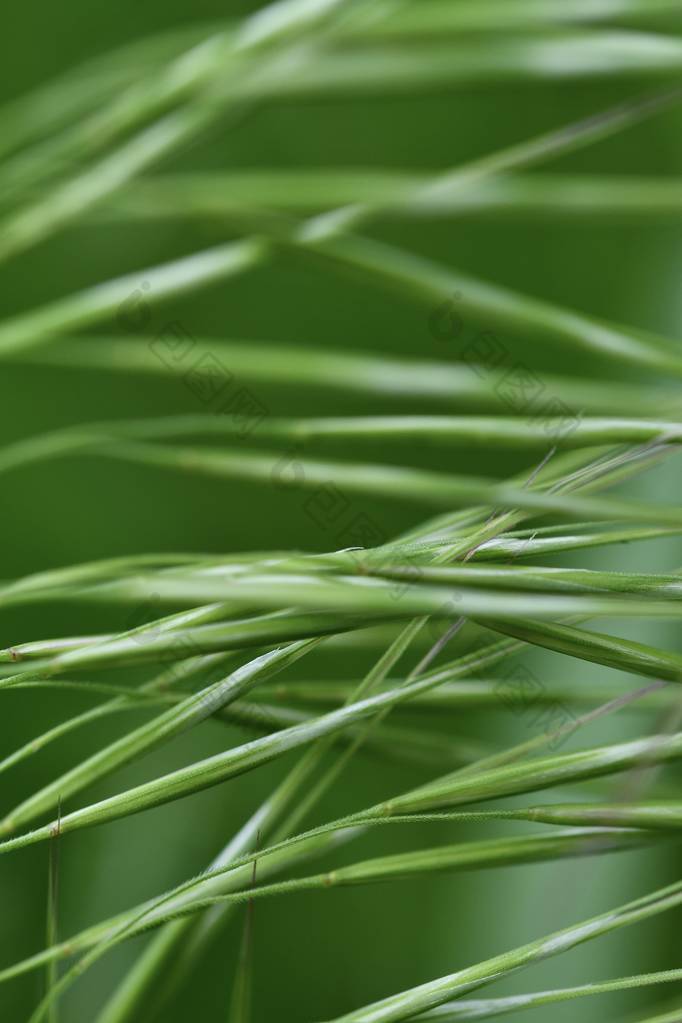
[0,350,677,419]
[0,640,318,837]
[94,171,682,226]
[348,1,682,36]
[417,970,682,1021]
[318,878,682,1022]
[53,441,682,528]
[5,6,682,1022]
[301,232,682,376]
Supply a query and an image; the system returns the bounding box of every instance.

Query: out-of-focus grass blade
[0,640,317,838]
[631,1006,682,1023]
[99,172,682,224]
[264,677,675,713]
[258,415,682,452]
[0,0,373,264]
[418,969,682,1021]
[70,441,682,528]
[4,827,663,1016]
[45,802,61,1023]
[0,21,224,169]
[351,1,682,37]
[264,35,682,98]
[3,85,681,336]
[8,413,682,453]
[0,239,264,360]
[0,552,221,605]
[320,878,682,1022]
[370,730,682,815]
[303,233,682,376]
[2,344,674,418]
[0,637,524,851]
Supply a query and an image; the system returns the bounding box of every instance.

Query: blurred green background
[1,3,682,1021]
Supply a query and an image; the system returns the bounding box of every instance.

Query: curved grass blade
[2,86,680,352]
[632,1006,682,1023]
[369,730,682,816]
[242,35,682,99]
[93,628,525,1023]
[0,635,525,851]
[0,0,370,264]
[1,349,675,420]
[0,21,225,171]
[319,877,682,1022]
[99,172,682,225]
[0,640,318,837]
[81,441,682,529]
[27,835,682,1023]
[418,969,682,1021]
[264,677,676,713]
[7,413,682,458]
[0,611,376,684]
[480,617,682,683]
[510,800,682,830]
[0,239,264,361]
[13,825,665,1023]
[302,233,682,377]
[36,566,682,628]
[355,1,682,37]
[476,523,682,560]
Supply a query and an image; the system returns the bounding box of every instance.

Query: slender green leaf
[321,878,682,1021]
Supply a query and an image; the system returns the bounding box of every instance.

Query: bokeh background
[1,3,682,1020]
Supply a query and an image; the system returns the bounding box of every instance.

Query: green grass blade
[99,172,682,225]
[419,969,682,1021]
[480,617,682,682]
[75,441,682,528]
[0,640,317,837]
[0,240,263,360]
[320,878,682,1021]
[353,1,682,37]
[30,566,682,628]
[302,233,682,376]
[247,35,682,97]
[9,413,682,455]
[513,801,682,830]
[0,612,374,682]
[373,730,682,815]
[0,636,523,852]
[1,346,674,419]
[0,21,225,169]
[264,677,675,713]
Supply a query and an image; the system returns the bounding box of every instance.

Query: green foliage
[2,2,682,1022]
